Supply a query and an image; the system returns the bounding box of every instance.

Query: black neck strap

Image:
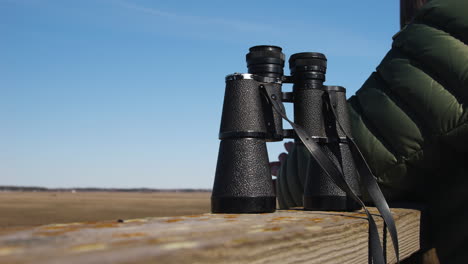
[261,83,399,264]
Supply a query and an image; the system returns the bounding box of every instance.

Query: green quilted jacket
[277,0,468,262]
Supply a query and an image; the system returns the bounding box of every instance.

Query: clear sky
[1,0,399,189]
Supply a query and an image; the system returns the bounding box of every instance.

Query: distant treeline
[0,186,211,193]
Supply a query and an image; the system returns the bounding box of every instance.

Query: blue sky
[1,0,399,188]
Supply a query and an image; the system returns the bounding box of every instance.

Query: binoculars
[211,45,362,213]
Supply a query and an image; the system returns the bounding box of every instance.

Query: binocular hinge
[282,129,295,139]
[281,92,294,103]
[282,75,293,83]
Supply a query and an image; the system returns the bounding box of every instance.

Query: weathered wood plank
[0,208,420,264]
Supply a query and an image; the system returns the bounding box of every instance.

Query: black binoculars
[211,45,362,213]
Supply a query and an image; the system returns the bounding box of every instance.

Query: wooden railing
[0,208,421,264]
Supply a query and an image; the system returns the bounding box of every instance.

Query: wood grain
[0,208,420,264]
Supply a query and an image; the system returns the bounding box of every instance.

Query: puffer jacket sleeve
[277,0,468,205]
[349,0,468,199]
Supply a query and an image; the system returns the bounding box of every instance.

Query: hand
[270,142,294,176]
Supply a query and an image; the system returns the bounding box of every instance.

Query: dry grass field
[0,191,211,235]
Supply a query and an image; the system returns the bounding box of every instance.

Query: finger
[278,152,288,163]
[270,163,280,176]
[271,167,279,176]
[284,141,294,153]
[270,161,281,167]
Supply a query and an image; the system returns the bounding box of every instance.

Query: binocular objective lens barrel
[246,45,285,78]
[212,73,277,214]
[298,85,361,211]
[288,53,362,211]
[212,138,276,213]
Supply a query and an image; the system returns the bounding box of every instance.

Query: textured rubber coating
[212,138,275,213]
[219,79,268,135]
[211,197,276,213]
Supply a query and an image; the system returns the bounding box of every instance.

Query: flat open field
[0,191,211,234]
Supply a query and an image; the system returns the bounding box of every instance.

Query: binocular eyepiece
[246,45,285,78]
[212,45,361,213]
[245,45,327,82]
[289,52,327,85]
